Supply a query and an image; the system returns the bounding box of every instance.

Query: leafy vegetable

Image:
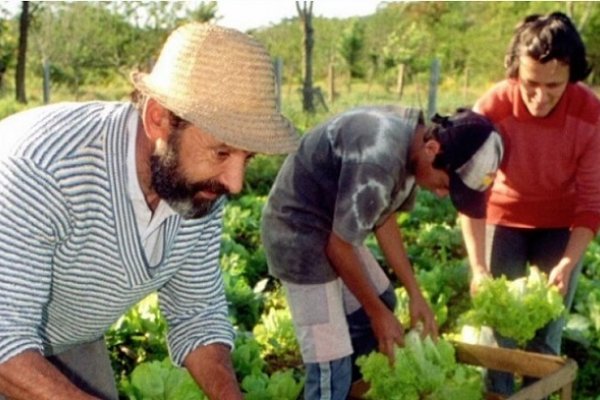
[232,332,267,379]
[241,369,304,400]
[356,331,483,400]
[463,267,565,346]
[252,303,301,367]
[123,358,207,400]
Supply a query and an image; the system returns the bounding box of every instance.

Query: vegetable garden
[0,1,600,398]
[105,158,600,399]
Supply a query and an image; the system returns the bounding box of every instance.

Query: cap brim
[449,172,487,218]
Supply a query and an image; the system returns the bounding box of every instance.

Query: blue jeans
[303,286,397,400]
[485,225,582,396]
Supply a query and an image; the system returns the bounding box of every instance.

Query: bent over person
[261,106,503,400]
[0,23,299,399]
[460,12,600,396]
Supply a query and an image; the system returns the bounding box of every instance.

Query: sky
[216,1,384,31]
[0,1,384,30]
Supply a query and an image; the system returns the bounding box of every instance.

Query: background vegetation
[0,1,599,399]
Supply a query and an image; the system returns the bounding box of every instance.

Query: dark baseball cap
[431,109,504,218]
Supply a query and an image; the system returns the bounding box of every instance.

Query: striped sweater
[0,101,234,366]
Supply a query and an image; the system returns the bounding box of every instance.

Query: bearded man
[0,23,298,400]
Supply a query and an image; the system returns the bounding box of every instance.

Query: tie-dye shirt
[262,106,422,284]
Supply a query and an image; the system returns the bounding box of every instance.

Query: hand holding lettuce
[463,267,565,346]
[357,330,483,400]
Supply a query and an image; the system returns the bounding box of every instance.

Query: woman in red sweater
[461,12,600,396]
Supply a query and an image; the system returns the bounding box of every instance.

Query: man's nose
[219,157,247,194]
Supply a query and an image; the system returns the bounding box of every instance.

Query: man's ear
[142,98,170,143]
[423,139,442,159]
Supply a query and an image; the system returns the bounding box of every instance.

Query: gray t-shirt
[261,106,422,284]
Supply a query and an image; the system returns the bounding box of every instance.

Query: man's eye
[215,149,230,159]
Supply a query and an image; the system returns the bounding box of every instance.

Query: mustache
[188,179,230,197]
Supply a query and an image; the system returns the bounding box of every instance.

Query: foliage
[233,324,304,398]
[2,3,600,398]
[221,195,270,288]
[357,330,483,400]
[121,358,207,400]
[562,337,600,399]
[106,294,168,384]
[29,2,154,94]
[0,8,16,73]
[241,369,304,400]
[338,19,366,79]
[462,267,565,346]
[252,296,302,373]
[231,332,268,380]
[221,265,266,331]
[223,195,266,253]
[0,97,30,119]
[565,275,600,348]
[242,154,287,197]
[396,260,472,333]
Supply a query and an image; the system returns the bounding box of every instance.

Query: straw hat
[131,23,299,154]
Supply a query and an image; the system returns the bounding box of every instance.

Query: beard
[150,129,229,219]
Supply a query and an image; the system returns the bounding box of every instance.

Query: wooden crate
[349,342,578,400]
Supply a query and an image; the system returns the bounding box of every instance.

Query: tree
[188,1,219,23]
[15,1,29,103]
[338,19,365,80]
[296,1,314,113]
[0,5,16,93]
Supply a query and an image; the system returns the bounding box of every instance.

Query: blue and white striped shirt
[0,101,234,366]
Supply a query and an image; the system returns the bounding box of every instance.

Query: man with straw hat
[0,23,298,399]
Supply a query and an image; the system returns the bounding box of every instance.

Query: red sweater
[474,80,600,233]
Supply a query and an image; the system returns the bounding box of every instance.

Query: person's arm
[552,116,600,295]
[459,215,492,294]
[326,231,404,360]
[0,159,82,397]
[0,351,98,400]
[374,214,438,338]
[157,200,241,396]
[549,226,594,296]
[184,343,242,400]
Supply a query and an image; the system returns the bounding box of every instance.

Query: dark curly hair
[504,12,591,82]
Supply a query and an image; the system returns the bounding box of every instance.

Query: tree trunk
[16,1,29,104]
[296,1,314,113]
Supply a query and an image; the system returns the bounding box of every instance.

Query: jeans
[347,285,397,382]
[304,357,352,400]
[0,338,118,400]
[485,225,582,396]
[302,286,397,400]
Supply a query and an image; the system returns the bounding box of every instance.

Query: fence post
[273,57,283,111]
[43,59,51,104]
[464,67,470,103]
[396,63,405,100]
[328,63,336,104]
[427,58,440,119]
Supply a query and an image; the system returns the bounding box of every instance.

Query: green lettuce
[463,267,565,346]
[356,331,483,399]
